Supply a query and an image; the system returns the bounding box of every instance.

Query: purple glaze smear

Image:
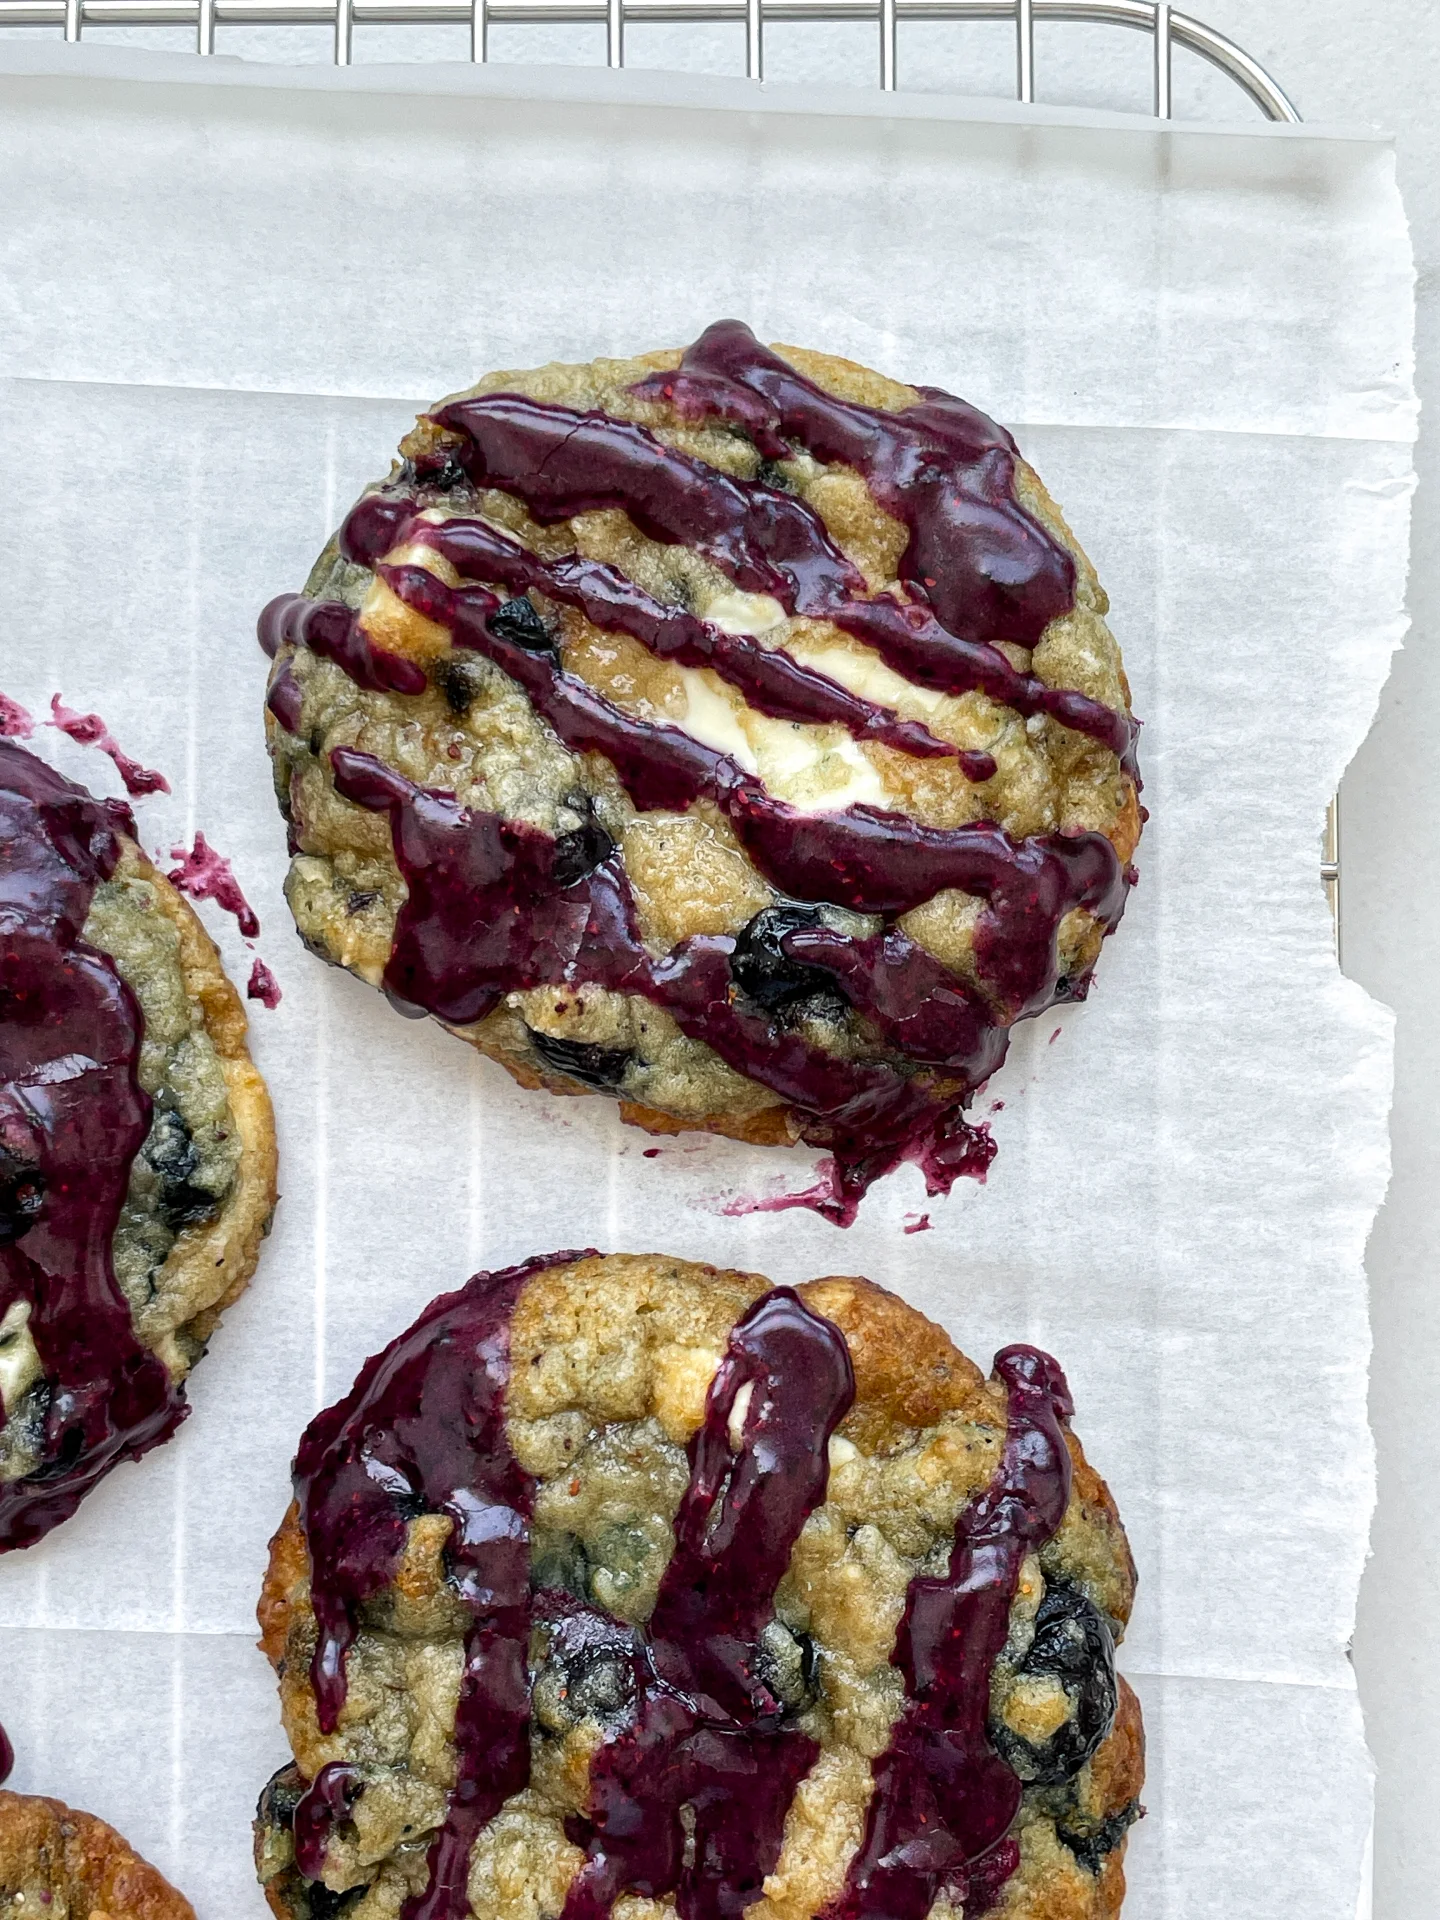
[293,1763,363,1881]
[263,321,1140,1222]
[826,1347,1074,1920]
[0,738,187,1550]
[47,695,171,799]
[290,1265,1074,1920]
[247,957,282,1009]
[0,1722,12,1785]
[0,696,34,741]
[167,832,260,940]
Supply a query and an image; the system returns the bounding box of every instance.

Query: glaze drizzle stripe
[0,738,186,1551]
[828,1347,1075,1920]
[410,511,967,765]
[561,1288,855,1920]
[293,1253,598,1920]
[259,590,429,698]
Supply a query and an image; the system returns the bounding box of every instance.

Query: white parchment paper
[0,48,1414,1919]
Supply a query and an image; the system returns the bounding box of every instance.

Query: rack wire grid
[0,0,1338,942]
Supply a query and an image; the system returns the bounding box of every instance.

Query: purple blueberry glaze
[827,1347,1074,1920]
[328,747,1014,1223]
[561,1288,854,1920]
[293,1763,363,1881]
[260,591,428,698]
[0,738,186,1550]
[294,1254,591,1920]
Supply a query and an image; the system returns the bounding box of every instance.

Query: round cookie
[254,1252,1144,1920]
[0,737,278,1548]
[0,1789,195,1920]
[261,323,1141,1222]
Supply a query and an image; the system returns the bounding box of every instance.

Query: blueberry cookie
[261,324,1141,1222]
[0,1789,195,1919]
[254,1251,1144,1920]
[0,737,278,1548]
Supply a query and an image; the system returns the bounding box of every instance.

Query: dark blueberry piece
[756,1620,820,1716]
[257,1764,306,1831]
[0,1144,45,1246]
[533,1604,638,1734]
[30,1417,84,1481]
[412,451,471,494]
[387,1483,429,1522]
[438,656,485,715]
[300,1881,366,1920]
[729,906,850,1019]
[144,1108,219,1233]
[550,820,616,889]
[1056,1800,1143,1875]
[345,890,381,916]
[488,596,555,654]
[527,1031,633,1092]
[990,1584,1118,1786]
[531,1533,590,1599]
[756,459,795,493]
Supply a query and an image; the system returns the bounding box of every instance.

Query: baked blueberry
[989,1583,1120,1786]
[526,1033,633,1092]
[729,906,850,1018]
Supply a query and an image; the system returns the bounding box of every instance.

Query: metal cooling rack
[0,0,1300,110]
[1,0,1335,939]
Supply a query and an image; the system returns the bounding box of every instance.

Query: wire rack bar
[0,0,1301,120]
[1015,0,1032,101]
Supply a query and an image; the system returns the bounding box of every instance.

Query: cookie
[261,323,1141,1222]
[254,1251,1144,1920]
[0,737,278,1548]
[0,1789,195,1919]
